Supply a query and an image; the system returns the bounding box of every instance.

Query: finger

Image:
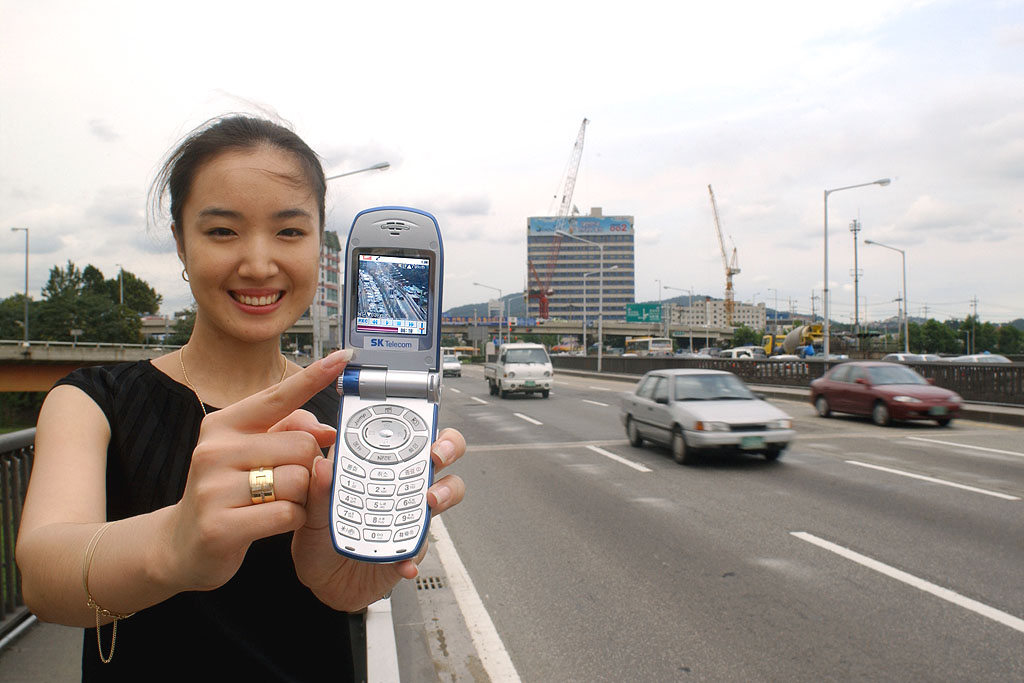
[197,430,325,472]
[207,349,351,434]
[430,428,466,471]
[427,474,465,513]
[302,455,335,530]
[269,409,337,449]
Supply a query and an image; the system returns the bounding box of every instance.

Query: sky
[2,0,1023,327]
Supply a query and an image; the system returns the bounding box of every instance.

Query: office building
[526,208,635,321]
[668,299,767,330]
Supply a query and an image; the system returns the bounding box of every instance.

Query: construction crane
[708,184,741,325]
[528,118,589,319]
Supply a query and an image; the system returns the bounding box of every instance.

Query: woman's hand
[159,351,350,594]
[291,428,466,612]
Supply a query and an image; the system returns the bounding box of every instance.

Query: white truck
[484,343,553,398]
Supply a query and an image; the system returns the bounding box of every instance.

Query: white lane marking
[514,412,543,426]
[586,445,653,473]
[588,385,618,391]
[906,436,1024,459]
[431,517,521,681]
[791,531,1024,635]
[469,396,488,405]
[582,399,609,407]
[470,439,626,453]
[448,388,462,394]
[845,460,1020,501]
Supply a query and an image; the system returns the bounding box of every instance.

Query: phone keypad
[337,403,431,545]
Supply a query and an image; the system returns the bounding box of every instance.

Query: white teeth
[236,293,280,306]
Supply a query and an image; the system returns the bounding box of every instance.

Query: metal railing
[0,429,33,638]
[551,356,1024,405]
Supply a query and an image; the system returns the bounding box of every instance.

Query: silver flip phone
[330,207,443,562]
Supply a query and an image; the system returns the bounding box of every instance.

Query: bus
[624,337,673,357]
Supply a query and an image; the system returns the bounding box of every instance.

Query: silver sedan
[621,368,795,465]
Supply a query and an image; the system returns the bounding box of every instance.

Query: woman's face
[176,146,321,344]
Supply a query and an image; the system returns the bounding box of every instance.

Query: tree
[167,305,197,346]
[919,319,960,354]
[996,324,1022,355]
[0,293,35,340]
[731,324,762,347]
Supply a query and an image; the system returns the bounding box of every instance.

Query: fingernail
[431,484,451,507]
[432,440,455,465]
[321,349,353,373]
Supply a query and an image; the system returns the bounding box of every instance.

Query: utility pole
[849,219,862,349]
[810,290,818,322]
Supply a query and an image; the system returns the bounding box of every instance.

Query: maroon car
[809,361,963,426]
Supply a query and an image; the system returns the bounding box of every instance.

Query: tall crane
[708,184,741,325]
[528,118,589,319]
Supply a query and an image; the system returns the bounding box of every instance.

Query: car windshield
[867,365,928,385]
[443,355,458,362]
[506,349,549,364]
[674,374,756,401]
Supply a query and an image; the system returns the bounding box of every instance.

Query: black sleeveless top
[55,361,355,682]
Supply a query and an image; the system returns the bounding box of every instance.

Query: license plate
[524,380,536,387]
[740,436,765,450]
[928,406,948,416]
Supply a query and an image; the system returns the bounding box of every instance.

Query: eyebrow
[197,207,314,220]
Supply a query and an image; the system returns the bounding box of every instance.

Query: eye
[206,227,236,238]
[278,227,307,238]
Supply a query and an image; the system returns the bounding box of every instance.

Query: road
[435,365,1024,682]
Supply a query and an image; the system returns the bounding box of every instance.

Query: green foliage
[731,324,761,346]
[996,325,1022,355]
[167,305,197,346]
[0,392,46,431]
[0,294,33,339]
[919,319,961,354]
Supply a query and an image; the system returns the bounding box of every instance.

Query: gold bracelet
[82,522,135,664]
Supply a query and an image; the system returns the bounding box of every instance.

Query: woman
[15,116,467,681]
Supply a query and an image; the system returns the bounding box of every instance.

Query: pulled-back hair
[150,115,326,239]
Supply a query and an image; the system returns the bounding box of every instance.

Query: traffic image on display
[355,254,429,334]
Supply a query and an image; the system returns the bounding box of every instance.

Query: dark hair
[150,115,326,240]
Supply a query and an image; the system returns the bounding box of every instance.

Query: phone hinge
[338,366,441,403]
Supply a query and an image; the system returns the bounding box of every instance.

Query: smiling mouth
[231,292,283,307]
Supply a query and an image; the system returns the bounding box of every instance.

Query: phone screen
[354,253,431,335]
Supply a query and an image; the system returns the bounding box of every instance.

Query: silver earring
[182,269,190,282]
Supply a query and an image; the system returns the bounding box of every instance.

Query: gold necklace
[179,344,287,417]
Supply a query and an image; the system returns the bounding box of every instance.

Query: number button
[396,494,422,512]
[393,527,419,542]
[366,498,395,512]
[367,483,396,497]
[399,461,426,480]
[336,505,361,525]
[365,514,394,527]
[339,476,365,495]
[395,510,422,526]
[365,529,392,542]
[338,492,363,509]
[397,480,423,495]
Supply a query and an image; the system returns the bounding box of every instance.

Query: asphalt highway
[434,365,1024,682]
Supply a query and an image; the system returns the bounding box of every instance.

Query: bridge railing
[551,356,1024,405]
[0,429,33,639]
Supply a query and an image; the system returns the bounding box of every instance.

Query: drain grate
[416,576,446,590]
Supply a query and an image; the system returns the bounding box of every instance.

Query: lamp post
[664,285,693,352]
[655,278,663,337]
[313,162,390,360]
[116,263,124,306]
[473,282,507,347]
[584,266,618,357]
[864,238,909,353]
[556,230,605,372]
[823,178,890,360]
[11,227,28,343]
[767,287,779,335]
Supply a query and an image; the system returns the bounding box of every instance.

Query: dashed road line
[906,436,1024,459]
[586,445,653,472]
[469,396,488,405]
[582,399,610,407]
[845,460,1019,501]
[792,531,1024,634]
[514,412,543,426]
[448,388,462,393]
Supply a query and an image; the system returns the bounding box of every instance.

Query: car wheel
[541,389,550,398]
[626,418,643,447]
[871,401,891,427]
[499,383,509,399]
[814,395,831,418]
[671,428,696,466]
[936,418,952,427]
[488,380,497,396]
[763,446,785,461]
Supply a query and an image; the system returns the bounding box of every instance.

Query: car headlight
[543,370,551,377]
[949,394,963,404]
[768,418,792,429]
[506,371,515,378]
[892,395,922,403]
[695,421,730,432]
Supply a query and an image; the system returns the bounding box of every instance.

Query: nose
[237,234,280,281]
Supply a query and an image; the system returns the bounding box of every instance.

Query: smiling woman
[14,115,468,681]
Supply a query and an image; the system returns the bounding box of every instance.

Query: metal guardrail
[551,356,1024,405]
[0,429,33,638]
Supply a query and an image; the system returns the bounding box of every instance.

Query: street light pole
[664,285,692,352]
[655,278,663,338]
[823,178,891,360]
[864,239,909,353]
[556,230,605,372]
[473,282,505,347]
[584,266,618,357]
[324,162,391,181]
[116,263,124,306]
[11,227,28,343]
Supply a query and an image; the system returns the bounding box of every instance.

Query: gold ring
[249,467,276,504]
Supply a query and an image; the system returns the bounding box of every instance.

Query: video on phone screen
[355,254,430,335]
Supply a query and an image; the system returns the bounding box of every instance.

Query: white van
[483,343,553,398]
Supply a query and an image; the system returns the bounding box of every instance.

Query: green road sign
[626,303,661,323]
